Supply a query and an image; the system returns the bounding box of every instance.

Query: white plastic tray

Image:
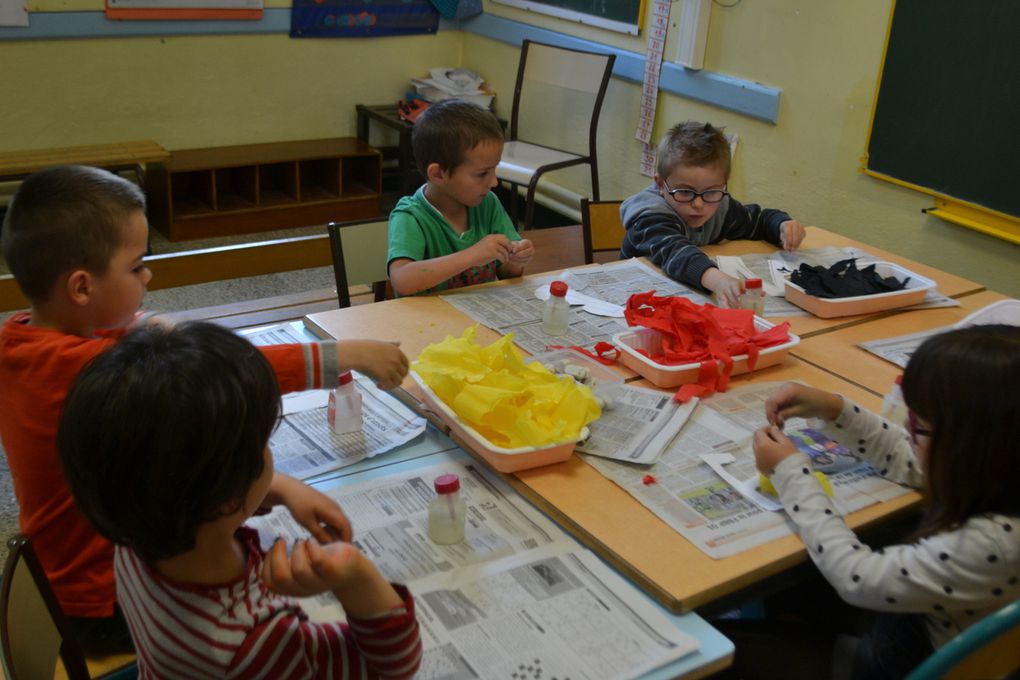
[784,261,935,318]
[612,318,800,389]
[410,371,579,473]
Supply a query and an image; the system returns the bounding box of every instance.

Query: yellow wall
[3,0,1017,296]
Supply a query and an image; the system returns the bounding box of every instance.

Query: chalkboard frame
[863,0,1020,245]
[491,0,644,36]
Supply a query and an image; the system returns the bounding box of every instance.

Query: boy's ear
[425,162,448,184]
[66,269,94,307]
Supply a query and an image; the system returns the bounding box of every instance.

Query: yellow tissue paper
[759,470,833,497]
[413,327,601,448]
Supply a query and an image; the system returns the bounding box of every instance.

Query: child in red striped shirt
[57,322,422,679]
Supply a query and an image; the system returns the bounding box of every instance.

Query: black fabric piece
[790,258,909,298]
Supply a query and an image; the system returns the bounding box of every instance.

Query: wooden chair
[0,535,135,680]
[905,597,1020,680]
[497,39,615,231]
[326,219,390,308]
[580,198,625,264]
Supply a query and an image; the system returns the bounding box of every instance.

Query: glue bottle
[427,474,466,544]
[327,371,363,434]
[542,280,570,336]
[880,374,908,429]
[739,278,765,316]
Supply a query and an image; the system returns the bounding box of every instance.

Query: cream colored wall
[0,32,460,150]
[3,0,1017,295]
[476,0,1019,298]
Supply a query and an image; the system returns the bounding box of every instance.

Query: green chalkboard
[494,0,642,33]
[866,0,1020,218]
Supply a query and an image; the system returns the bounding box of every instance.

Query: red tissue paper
[623,292,791,403]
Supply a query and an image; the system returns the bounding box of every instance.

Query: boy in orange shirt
[0,165,409,654]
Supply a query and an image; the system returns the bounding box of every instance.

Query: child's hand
[780,220,806,251]
[467,234,513,267]
[261,538,360,597]
[339,339,409,390]
[266,473,353,542]
[765,382,844,429]
[508,238,534,266]
[701,268,743,308]
[753,425,798,474]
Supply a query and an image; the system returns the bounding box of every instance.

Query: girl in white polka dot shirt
[753,324,1020,679]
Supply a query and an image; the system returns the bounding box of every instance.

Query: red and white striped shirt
[114,527,422,679]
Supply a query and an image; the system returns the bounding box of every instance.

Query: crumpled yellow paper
[413,327,601,449]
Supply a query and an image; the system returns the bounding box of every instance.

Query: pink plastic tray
[784,261,935,318]
[410,371,578,473]
[612,318,800,389]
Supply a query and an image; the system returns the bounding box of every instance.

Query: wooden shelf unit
[146,138,382,241]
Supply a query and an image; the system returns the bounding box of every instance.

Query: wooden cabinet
[146,138,381,241]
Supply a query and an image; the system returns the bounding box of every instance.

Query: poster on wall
[290,0,438,38]
[105,0,263,20]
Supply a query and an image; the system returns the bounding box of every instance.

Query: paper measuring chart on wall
[635,0,672,176]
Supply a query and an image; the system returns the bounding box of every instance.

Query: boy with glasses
[621,121,807,308]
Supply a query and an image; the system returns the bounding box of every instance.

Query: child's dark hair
[411,99,505,176]
[57,322,281,563]
[656,121,732,180]
[901,324,1020,538]
[1,165,146,303]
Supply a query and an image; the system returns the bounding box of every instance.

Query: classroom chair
[904,597,1020,680]
[326,219,390,308]
[497,39,615,231]
[580,198,625,264]
[0,534,136,680]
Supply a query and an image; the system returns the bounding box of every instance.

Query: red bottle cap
[434,473,460,494]
[550,281,568,297]
[894,374,903,385]
[338,371,354,386]
[745,278,763,290]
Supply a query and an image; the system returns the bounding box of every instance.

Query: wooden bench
[0,140,169,186]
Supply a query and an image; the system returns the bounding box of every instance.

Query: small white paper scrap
[700,452,783,512]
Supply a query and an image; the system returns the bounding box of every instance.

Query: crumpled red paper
[624,292,791,403]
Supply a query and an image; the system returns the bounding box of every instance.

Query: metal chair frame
[326,218,391,308]
[499,39,615,230]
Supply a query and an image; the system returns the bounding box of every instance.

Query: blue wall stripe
[1,9,779,123]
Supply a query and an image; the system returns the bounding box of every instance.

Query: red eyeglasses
[907,410,933,443]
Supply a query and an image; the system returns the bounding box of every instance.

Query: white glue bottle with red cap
[880,374,908,429]
[739,278,765,316]
[327,371,363,435]
[542,280,570,336]
[427,473,466,544]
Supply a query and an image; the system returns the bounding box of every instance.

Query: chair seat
[496,141,585,185]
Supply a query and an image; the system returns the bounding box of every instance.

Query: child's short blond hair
[1,165,146,303]
[656,121,731,180]
[411,99,505,176]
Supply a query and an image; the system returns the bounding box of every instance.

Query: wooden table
[791,289,1009,397]
[0,140,168,186]
[303,267,930,615]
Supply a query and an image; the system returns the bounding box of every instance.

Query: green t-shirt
[387,188,521,295]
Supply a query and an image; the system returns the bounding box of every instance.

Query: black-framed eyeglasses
[907,410,933,444]
[662,181,729,204]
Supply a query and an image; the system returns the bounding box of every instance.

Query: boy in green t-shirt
[387,100,534,296]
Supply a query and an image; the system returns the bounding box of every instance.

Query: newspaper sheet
[269,375,426,480]
[582,382,910,558]
[237,322,427,480]
[440,259,710,356]
[579,384,698,464]
[249,460,699,679]
[858,327,947,368]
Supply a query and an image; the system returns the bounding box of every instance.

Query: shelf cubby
[146,138,382,241]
